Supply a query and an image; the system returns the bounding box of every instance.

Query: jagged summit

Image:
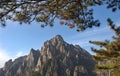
[50,34,65,43]
[53,34,64,41]
[43,35,65,49]
[0,35,96,76]
[29,48,40,55]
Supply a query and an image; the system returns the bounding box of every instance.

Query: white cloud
[0,49,27,68]
[0,48,11,68]
[15,51,23,58]
[66,26,115,55]
[71,26,112,40]
[69,26,114,43]
[12,51,28,60]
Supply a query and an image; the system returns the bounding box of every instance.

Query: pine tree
[0,0,120,31]
[90,19,120,76]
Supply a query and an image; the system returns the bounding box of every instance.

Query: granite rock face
[0,35,96,76]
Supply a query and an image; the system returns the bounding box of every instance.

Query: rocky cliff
[0,35,96,76]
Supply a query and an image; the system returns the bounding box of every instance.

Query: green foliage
[90,20,120,76]
[0,0,120,31]
[114,69,120,76]
[95,63,116,69]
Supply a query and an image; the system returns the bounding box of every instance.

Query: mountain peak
[53,34,64,42]
[43,35,65,47]
[29,48,40,57]
[0,35,96,76]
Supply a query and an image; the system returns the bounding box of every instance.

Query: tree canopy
[90,19,120,76]
[0,0,120,31]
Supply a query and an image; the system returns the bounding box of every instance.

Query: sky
[0,5,120,68]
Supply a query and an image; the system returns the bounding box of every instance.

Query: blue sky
[0,5,120,67]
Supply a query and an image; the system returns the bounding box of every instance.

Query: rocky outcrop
[0,35,96,76]
[0,68,4,76]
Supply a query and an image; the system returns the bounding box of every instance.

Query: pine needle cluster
[90,19,120,76]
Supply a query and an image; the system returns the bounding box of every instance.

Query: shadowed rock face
[0,35,96,76]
